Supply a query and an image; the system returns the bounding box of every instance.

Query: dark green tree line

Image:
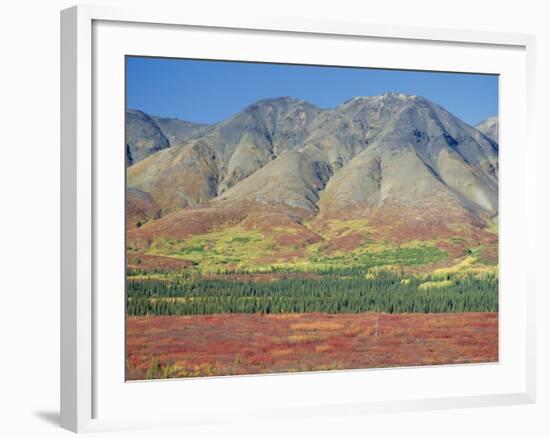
[127,271,498,315]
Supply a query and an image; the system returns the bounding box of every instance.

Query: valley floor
[126,312,498,380]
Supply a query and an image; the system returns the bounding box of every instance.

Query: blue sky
[126,57,498,126]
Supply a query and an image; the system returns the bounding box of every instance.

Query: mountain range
[126,94,499,269]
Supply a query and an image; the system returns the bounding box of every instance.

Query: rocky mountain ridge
[127,94,498,222]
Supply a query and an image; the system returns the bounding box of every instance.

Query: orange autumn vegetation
[126,312,498,380]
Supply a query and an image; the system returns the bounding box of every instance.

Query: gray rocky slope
[127,94,499,226]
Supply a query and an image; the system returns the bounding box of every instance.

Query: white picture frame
[60,4,537,433]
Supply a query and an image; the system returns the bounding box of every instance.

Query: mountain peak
[340,93,422,108]
[381,92,417,100]
[475,116,499,143]
[479,116,498,124]
[243,96,318,113]
[256,96,304,104]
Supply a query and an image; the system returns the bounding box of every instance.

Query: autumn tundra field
[126,208,499,381]
[126,235,499,380]
[127,312,498,380]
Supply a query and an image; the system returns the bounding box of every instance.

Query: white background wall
[0,1,547,437]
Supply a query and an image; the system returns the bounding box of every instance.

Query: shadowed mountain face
[475,116,499,143]
[126,109,209,166]
[127,94,498,261]
[126,110,169,166]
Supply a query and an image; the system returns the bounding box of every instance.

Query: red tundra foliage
[126,312,498,380]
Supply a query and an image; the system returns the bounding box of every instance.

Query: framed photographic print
[61,5,536,433]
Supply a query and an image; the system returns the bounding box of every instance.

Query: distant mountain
[319,94,498,220]
[128,95,497,216]
[151,115,209,146]
[127,97,323,212]
[210,97,322,193]
[126,94,499,264]
[475,116,499,143]
[126,109,208,166]
[126,110,169,166]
